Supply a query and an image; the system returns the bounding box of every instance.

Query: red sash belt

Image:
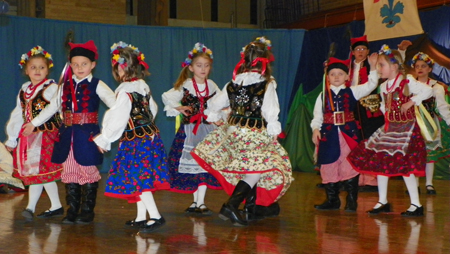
[64,111,98,126]
[323,112,355,125]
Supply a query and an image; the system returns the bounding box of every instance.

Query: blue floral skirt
[104,134,170,203]
[168,125,222,193]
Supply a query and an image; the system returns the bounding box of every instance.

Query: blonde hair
[379,50,410,95]
[173,53,212,90]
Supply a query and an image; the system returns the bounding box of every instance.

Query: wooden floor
[1,172,449,254]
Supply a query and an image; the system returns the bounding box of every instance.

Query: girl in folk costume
[5,46,63,219]
[347,45,433,216]
[411,52,450,195]
[191,37,293,226]
[162,42,222,215]
[24,41,116,224]
[311,55,379,212]
[94,42,170,233]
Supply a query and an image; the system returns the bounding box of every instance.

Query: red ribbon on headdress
[251,57,269,76]
[139,60,149,70]
[233,53,246,80]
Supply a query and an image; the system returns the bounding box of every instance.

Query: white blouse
[162,79,220,117]
[205,72,282,136]
[5,79,58,148]
[94,79,158,151]
[430,79,450,125]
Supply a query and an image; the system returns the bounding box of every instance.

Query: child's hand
[97,146,108,154]
[21,123,35,137]
[5,146,14,152]
[401,100,415,114]
[312,129,321,146]
[368,53,379,70]
[398,40,412,51]
[176,106,193,116]
[214,120,224,126]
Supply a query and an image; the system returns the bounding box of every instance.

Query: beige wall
[45,0,126,25]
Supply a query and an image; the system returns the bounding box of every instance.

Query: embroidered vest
[226,80,267,130]
[62,77,100,113]
[20,83,61,131]
[384,80,415,123]
[180,88,215,124]
[121,92,159,141]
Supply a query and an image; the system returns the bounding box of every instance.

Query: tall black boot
[314,182,341,210]
[62,183,81,224]
[344,175,359,212]
[219,180,251,226]
[76,182,98,224]
[243,186,259,221]
[255,202,280,218]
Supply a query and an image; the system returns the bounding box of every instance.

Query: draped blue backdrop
[0,15,305,173]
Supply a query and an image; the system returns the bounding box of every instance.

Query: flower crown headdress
[411,52,434,67]
[19,46,54,69]
[378,44,400,64]
[181,42,213,68]
[110,41,149,70]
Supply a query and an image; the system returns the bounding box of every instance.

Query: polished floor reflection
[1,172,449,253]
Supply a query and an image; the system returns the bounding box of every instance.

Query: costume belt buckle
[334,111,345,125]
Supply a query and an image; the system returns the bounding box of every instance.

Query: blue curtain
[0,15,305,172]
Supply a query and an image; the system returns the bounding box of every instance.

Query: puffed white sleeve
[261,80,282,136]
[310,93,324,131]
[350,70,379,100]
[433,84,450,125]
[97,80,116,108]
[94,91,132,151]
[406,75,433,105]
[5,93,24,148]
[205,84,230,122]
[149,95,158,118]
[162,88,183,117]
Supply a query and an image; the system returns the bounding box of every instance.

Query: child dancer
[5,46,63,219]
[347,45,433,216]
[162,42,222,215]
[24,41,116,224]
[411,52,450,195]
[311,55,378,212]
[191,37,293,226]
[94,41,170,232]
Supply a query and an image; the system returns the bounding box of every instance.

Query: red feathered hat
[327,57,351,74]
[69,40,98,61]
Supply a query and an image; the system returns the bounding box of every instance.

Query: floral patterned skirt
[168,125,222,193]
[191,125,293,206]
[426,116,450,162]
[12,129,62,186]
[347,123,426,177]
[104,134,170,203]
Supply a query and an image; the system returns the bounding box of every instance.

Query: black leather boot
[219,180,251,226]
[314,182,341,210]
[344,175,359,212]
[254,202,280,218]
[243,186,260,221]
[76,182,98,224]
[62,183,81,224]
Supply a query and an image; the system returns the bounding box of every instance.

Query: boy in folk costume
[24,41,116,223]
[311,55,378,211]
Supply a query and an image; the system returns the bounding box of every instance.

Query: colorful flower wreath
[254,36,272,50]
[378,44,401,64]
[19,46,54,69]
[411,52,434,67]
[110,41,148,70]
[181,42,213,68]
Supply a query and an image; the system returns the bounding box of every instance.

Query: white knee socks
[243,174,261,188]
[403,174,421,210]
[425,162,434,187]
[43,182,62,211]
[196,185,207,207]
[374,175,389,208]
[140,192,161,225]
[27,184,44,212]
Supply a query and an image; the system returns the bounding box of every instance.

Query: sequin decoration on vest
[226,80,268,130]
[121,92,159,141]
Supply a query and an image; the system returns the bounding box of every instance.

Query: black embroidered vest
[121,92,159,141]
[180,88,215,124]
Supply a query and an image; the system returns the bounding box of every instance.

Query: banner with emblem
[363,0,424,41]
